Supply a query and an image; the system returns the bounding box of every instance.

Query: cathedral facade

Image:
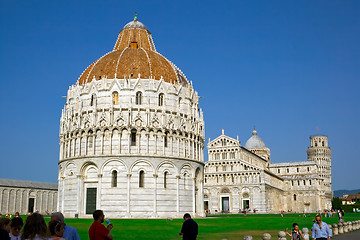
[58,18,205,218]
[204,129,332,214]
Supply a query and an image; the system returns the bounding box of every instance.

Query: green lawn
[37,213,360,240]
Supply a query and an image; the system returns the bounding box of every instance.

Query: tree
[332,197,342,210]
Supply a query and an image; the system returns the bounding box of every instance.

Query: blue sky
[0,0,359,190]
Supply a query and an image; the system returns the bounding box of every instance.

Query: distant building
[203,129,332,213]
[0,178,57,215]
[340,193,360,205]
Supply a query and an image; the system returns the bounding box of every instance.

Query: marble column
[162,134,165,155]
[118,132,122,154]
[61,177,65,212]
[176,175,180,215]
[127,173,131,216]
[154,134,157,154]
[78,137,81,156]
[137,133,141,153]
[177,137,180,157]
[146,133,149,153]
[85,136,88,155]
[101,132,104,154]
[128,132,131,154]
[192,177,196,214]
[92,134,96,155]
[153,174,158,217]
[77,175,83,215]
[97,174,102,209]
[72,137,76,157]
[109,132,113,154]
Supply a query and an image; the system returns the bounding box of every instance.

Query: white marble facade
[58,17,332,218]
[0,179,57,215]
[58,19,205,218]
[204,130,332,214]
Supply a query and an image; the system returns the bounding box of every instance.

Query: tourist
[10,217,23,240]
[48,220,65,240]
[311,215,332,240]
[15,212,20,218]
[286,223,304,240]
[179,213,198,240]
[50,212,80,240]
[88,210,113,240]
[0,217,11,240]
[281,210,284,217]
[21,212,50,240]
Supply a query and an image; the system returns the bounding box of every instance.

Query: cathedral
[58,17,205,218]
[203,129,332,214]
[58,17,332,218]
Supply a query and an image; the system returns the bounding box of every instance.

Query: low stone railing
[223,220,360,240]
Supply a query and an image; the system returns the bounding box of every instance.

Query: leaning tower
[307,135,332,209]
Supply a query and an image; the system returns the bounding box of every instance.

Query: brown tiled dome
[77,19,188,86]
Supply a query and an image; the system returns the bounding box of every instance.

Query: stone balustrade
[338,222,344,234]
[343,222,348,233]
[262,233,271,240]
[239,222,360,240]
[332,223,338,235]
[278,231,286,240]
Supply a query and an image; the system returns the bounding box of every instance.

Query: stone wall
[0,186,57,215]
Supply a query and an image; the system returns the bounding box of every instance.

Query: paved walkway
[333,230,360,240]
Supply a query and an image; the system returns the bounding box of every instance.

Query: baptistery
[58,17,205,218]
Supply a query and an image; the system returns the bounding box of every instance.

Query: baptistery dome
[77,18,188,86]
[58,16,205,219]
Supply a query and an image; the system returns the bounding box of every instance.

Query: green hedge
[342,204,360,212]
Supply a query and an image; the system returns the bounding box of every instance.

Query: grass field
[38,213,360,240]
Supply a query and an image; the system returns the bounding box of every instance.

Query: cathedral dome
[244,129,267,149]
[77,17,188,86]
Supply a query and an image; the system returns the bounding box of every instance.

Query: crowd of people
[0,210,197,240]
[0,209,341,240]
[0,211,81,240]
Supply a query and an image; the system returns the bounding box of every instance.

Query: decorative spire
[252,127,257,136]
[134,12,138,21]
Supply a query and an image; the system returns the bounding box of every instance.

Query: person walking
[50,212,80,240]
[312,215,332,240]
[88,210,113,240]
[179,213,198,240]
[286,223,304,240]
